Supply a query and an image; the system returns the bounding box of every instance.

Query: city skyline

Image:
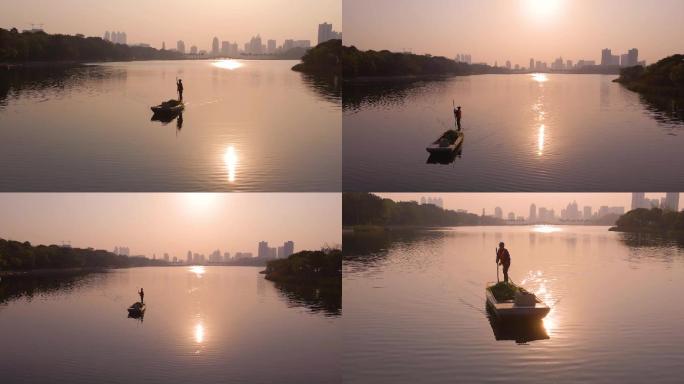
[344,0,683,66]
[0,0,341,51]
[378,193,681,220]
[0,193,340,259]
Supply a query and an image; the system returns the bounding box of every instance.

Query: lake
[343,226,684,383]
[343,74,684,191]
[0,266,340,384]
[0,60,340,191]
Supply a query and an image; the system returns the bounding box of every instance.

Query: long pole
[495,248,499,283]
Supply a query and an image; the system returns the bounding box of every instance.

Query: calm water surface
[0,60,340,191]
[343,74,684,191]
[343,226,684,383]
[0,266,340,383]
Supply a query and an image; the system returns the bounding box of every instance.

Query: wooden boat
[151,99,184,115]
[485,282,550,320]
[127,302,146,316]
[426,130,464,154]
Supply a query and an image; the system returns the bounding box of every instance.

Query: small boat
[127,301,146,316]
[151,99,184,115]
[426,130,464,154]
[485,282,550,320]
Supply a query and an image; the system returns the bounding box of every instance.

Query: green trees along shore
[615,54,684,98]
[611,208,684,234]
[343,192,505,228]
[0,238,167,271]
[0,28,183,63]
[291,39,341,75]
[263,249,342,286]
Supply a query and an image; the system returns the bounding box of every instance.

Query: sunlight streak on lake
[212,59,243,70]
[223,146,238,183]
[532,73,549,83]
[532,225,562,233]
[189,266,206,277]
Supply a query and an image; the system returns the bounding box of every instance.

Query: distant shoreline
[0,57,301,69]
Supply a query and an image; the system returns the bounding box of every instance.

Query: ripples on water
[0,60,340,191]
[343,74,684,192]
[0,267,340,384]
[343,226,684,383]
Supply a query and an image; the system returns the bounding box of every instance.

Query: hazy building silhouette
[318,22,342,45]
[267,39,276,54]
[583,206,593,220]
[529,204,537,222]
[258,241,269,258]
[177,40,186,54]
[663,193,680,211]
[284,241,294,257]
[631,193,647,210]
[190,45,198,55]
[212,37,220,56]
[494,207,503,219]
[529,58,535,71]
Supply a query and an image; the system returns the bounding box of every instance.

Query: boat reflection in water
[486,305,549,344]
[151,111,184,131]
[426,145,463,165]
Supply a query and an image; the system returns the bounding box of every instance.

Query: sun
[522,0,563,19]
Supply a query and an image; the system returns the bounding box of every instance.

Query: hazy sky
[378,193,679,218]
[0,193,340,257]
[344,0,683,65]
[0,0,341,50]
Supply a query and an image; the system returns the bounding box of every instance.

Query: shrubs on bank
[263,249,341,285]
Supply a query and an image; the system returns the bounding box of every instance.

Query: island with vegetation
[615,54,684,98]
[0,28,183,64]
[262,249,341,286]
[291,39,341,75]
[343,192,505,229]
[609,207,684,234]
[0,238,168,275]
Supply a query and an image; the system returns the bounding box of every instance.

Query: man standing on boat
[454,106,462,130]
[496,242,511,283]
[138,288,145,303]
[177,79,184,101]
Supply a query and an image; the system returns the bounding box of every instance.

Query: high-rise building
[267,39,276,54]
[187,250,193,264]
[663,193,680,211]
[601,49,612,66]
[529,204,537,222]
[627,48,639,67]
[104,31,111,42]
[583,206,593,220]
[631,193,646,210]
[177,40,186,54]
[190,46,198,55]
[505,60,511,70]
[221,41,231,56]
[283,241,294,258]
[258,241,269,258]
[212,37,219,56]
[507,212,515,221]
[494,207,503,219]
[277,246,285,258]
[318,22,342,45]
[529,58,535,71]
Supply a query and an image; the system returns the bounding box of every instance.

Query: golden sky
[1,0,341,50]
[0,193,341,257]
[344,0,683,65]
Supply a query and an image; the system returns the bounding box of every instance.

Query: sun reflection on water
[194,322,205,344]
[532,73,548,83]
[189,266,206,277]
[223,146,238,183]
[532,225,562,233]
[212,59,243,70]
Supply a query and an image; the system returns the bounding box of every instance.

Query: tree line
[291,39,341,75]
[263,249,341,285]
[343,192,505,227]
[0,238,167,270]
[342,45,511,78]
[616,54,684,98]
[0,28,183,63]
[612,208,684,233]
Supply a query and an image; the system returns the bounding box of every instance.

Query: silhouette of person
[496,242,511,283]
[177,79,184,101]
[454,106,462,130]
[138,288,145,303]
